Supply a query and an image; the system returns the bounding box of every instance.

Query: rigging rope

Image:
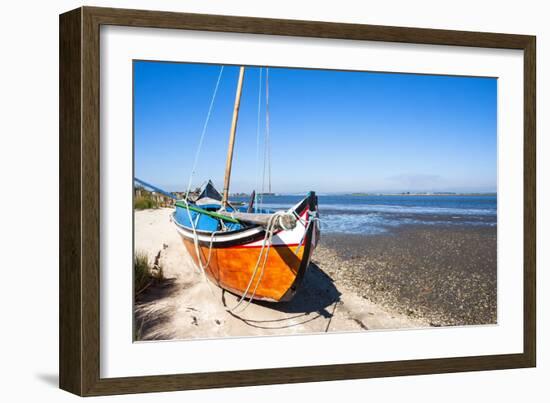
[179,198,217,296]
[178,204,294,313]
[260,68,272,206]
[254,68,263,212]
[266,69,272,195]
[224,210,290,313]
[185,66,224,200]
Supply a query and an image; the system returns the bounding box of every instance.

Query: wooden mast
[222,66,245,208]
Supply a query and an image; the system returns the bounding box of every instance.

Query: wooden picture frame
[59,6,536,396]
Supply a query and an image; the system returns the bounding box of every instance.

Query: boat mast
[221,66,246,208]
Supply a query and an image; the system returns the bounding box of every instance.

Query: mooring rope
[179,198,290,310]
[225,210,290,313]
[180,199,217,296]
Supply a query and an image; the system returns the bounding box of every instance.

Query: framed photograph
[59,6,536,396]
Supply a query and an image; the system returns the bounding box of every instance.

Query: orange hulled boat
[172,183,319,302]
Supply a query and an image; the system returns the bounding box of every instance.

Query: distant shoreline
[228,192,497,198]
[349,193,497,197]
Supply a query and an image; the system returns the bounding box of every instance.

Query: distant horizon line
[228,191,498,196]
[136,180,496,196]
[162,189,497,196]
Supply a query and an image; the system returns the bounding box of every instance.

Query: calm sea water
[233,194,497,235]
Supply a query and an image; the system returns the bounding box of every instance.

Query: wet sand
[318,226,497,326]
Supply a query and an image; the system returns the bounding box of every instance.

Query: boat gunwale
[171,194,313,248]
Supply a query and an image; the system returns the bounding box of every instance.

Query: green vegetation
[134,251,164,295]
[134,250,165,341]
[134,196,159,210]
[134,252,152,294]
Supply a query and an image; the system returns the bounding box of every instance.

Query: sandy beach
[134,208,428,341]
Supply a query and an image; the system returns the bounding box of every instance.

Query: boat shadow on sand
[224,262,342,331]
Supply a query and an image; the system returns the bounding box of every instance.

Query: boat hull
[174,193,319,302]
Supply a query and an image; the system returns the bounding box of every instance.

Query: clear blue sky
[134,61,497,194]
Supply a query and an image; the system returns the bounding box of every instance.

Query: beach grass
[134,196,159,210]
[134,250,165,295]
[134,249,167,341]
[134,252,152,293]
